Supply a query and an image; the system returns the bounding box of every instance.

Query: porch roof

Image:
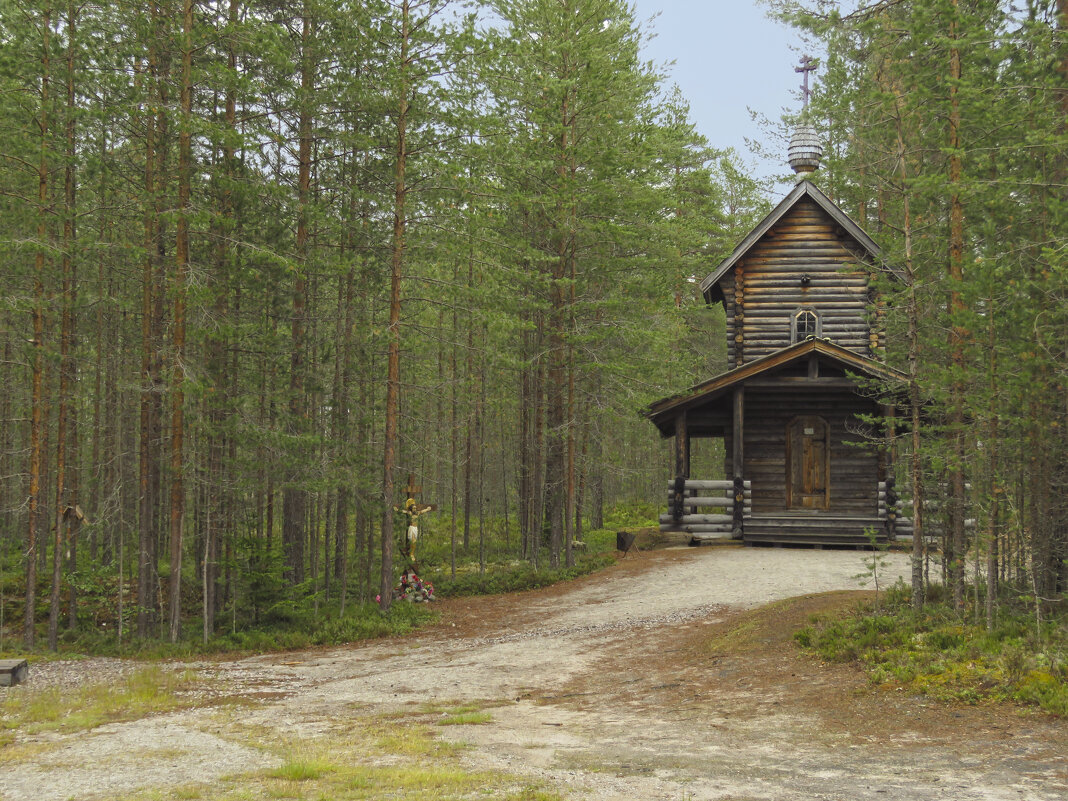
[645,338,906,437]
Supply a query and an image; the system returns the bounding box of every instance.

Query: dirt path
[2,546,1066,800]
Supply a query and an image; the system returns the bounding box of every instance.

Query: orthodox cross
[398,473,435,562]
[399,472,435,518]
[796,55,817,110]
[403,473,421,501]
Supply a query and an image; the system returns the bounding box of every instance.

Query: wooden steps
[743,514,888,546]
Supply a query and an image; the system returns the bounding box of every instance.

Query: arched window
[793,308,819,343]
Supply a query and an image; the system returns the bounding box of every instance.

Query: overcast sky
[630,1,809,188]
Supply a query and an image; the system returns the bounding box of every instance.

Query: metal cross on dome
[796,55,817,109]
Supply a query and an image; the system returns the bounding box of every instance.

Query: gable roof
[699,180,905,304]
[645,338,907,436]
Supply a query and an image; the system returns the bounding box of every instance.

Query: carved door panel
[787,416,829,509]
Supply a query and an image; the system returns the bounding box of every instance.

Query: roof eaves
[699,181,808,296]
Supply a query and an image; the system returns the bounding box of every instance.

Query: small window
[794,309,819,342]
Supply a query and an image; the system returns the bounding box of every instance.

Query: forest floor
[2,545,1066,800]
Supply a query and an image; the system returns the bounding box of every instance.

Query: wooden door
[787,416,829,509]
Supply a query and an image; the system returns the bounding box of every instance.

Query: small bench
[0,659,28,687]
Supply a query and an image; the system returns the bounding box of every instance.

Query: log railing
[660,479,752,536]
[889,482,974,541]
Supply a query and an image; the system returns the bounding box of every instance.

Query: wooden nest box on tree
[646,134,907,547]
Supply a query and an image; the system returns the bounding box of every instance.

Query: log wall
[725,387,883,515]
[725,197,876,368]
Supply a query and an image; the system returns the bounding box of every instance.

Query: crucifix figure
[796,55,817,110]
[395,473,435,561]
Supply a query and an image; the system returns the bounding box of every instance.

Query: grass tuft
[437,710,492,726]
[267,756,336,781]
[115,711,562,801]
[1,665,207,737]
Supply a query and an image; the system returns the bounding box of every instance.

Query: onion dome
[788,123,823,178]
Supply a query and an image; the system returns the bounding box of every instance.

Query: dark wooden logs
[733,386,744,479]
[659,514,734,525]
[717,197,878,366]
[675,410,689,479]
[0,659,28,686]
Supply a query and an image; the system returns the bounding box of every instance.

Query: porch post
[882,403,897,539]
[675,410,690,479]
[732,387,744,479]
[733,387,745,538]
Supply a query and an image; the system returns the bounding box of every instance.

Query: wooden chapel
[646,111,907,546]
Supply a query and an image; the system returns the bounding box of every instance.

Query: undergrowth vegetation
[417,505,653,597]
[0,503,654,659]
[794,582,1068,716]
[0,666,207,740]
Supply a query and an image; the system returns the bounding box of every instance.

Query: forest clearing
[0,2,1065,797]
[1,545,1065,801]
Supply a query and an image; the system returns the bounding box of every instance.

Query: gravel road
[2,545,1065,800]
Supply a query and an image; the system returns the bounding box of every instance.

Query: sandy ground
[2,545,1066,800]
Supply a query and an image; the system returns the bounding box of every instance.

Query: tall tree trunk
[984,295,999,629]
[48,0,77,650]
[518,318,531,560]
[463,254,475,551]
[946,0,967,611]
[25,1,52,649]
[893,90,926,612]
[333,262,355,613]
[564,223,577,568]
[380,0,410,611]
[450,263,459,576]
[532,335,545,567]
[168,0,194,644]
[137,19,162,639]
[63,0,80,632]
[545,74,574,570]
[284,2,314,588]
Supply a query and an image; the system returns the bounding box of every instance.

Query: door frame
[785,415,830,510]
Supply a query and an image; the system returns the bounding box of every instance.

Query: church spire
[788,55,823,179]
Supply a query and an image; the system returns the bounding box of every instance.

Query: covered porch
[647,340,905,547]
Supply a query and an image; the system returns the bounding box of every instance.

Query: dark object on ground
[616,530,636,556]
[0,659,28,686]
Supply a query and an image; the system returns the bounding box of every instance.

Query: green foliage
[406,503,645,598]
[1,600,436,659]
[429,553,615,598]
[1014,671,1068,717]
[770,0,1068,608]
[794,587,1068,716]
[267,756,337,782]
[187,601,437,655]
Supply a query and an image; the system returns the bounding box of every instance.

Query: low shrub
[794,587,1068,716]
[429,553,615,598]
[1014,670,1068,716]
